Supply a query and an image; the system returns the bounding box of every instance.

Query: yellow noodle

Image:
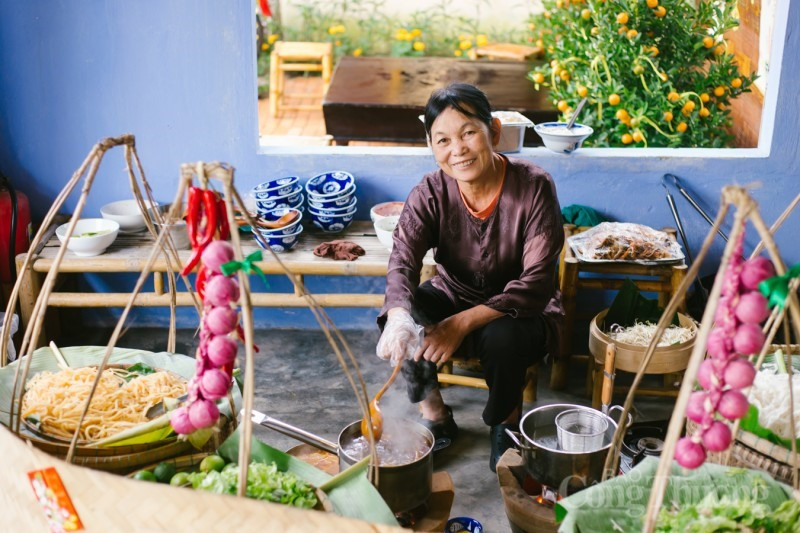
[21,366,187,441]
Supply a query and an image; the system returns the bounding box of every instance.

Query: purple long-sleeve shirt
[380,156,565,359]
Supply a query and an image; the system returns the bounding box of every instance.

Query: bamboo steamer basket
[589,309,697,374]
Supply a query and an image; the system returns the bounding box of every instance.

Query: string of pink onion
[675,232,775,469]
[170,240,239,435]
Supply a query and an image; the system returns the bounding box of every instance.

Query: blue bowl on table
[306,189,355,210]
[255,185,304,213]
[307,197,357,216]
[250,176,300,199]
[305,171,355,199]
[254,225,304,253]
[308,208,356,233]
[254,207,303,236]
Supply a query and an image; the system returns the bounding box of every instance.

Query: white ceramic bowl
[147,204,191,250]
[374,215,399,252]
[100,199,158,233]
[370,201,404,224]
[56,218,119,257]
[534,122,594,154]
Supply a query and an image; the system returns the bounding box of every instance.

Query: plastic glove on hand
[376,309,423,367]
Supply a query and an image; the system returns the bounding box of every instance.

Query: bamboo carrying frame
[0,135,388,526]
[596,185,800,530]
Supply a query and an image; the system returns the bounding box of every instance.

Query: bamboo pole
[642,187,753,531]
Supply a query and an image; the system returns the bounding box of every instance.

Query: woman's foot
[421,404,459,451]
[489,423,518,473]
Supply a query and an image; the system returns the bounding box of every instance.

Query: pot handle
[505,428,533,455]
[246,409,338,454]
[608,405,633,428]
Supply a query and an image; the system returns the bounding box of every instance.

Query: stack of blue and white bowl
[249,177,305,253]
[305,171,357,233]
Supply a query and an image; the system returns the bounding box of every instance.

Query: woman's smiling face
[429,106,501,185]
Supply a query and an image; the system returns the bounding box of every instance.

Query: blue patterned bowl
[251,176,300,199]
[254,207,303,235]
[305,171,356,199]
[254,225,304,253]
[307,197,357,216]
[306,189,355,210]
[255,186,304,213]
[309,208,356,233]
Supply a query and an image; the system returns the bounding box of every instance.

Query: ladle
[566,97,588,129]
[361,363,402,441]
[256,210,299,229]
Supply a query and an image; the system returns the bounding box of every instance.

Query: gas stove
[619,420,669,474]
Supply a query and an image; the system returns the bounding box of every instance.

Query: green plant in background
[527,0,756,148]
[256,14,282,98]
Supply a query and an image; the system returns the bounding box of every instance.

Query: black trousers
[400,281,548,426]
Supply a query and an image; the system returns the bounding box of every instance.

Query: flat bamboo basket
[0,424,397,531]
[589,308,696,373]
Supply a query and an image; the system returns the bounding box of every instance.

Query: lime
[132,470,157,482]
[153,462,177,483]
[169,472,191,487]
[199,454,226,473]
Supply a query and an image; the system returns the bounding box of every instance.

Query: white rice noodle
[748,369,800,441]
[608,321,694,347]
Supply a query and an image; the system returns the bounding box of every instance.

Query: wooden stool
[438,358,538,403]
[470,43,542,61]
[269,41,333,117]
[550,224,688,392]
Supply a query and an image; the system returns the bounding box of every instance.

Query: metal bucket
[505,403,625,496]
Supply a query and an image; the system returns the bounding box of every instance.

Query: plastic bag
[0,312,18,362]
[567,222,684,263]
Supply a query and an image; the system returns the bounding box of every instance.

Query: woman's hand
[414,315,468,366]
[415,305,504,366]
[376,308,423,366]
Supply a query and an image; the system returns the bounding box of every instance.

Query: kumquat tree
[528,0,756,147]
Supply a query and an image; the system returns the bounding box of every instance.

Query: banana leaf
[603,278,679,330]
[0,345,240,446]
[218,427,398,526]
[556,456,793,532]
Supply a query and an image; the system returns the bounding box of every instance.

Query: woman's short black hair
[423,83,493,138]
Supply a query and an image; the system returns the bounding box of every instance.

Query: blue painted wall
[1,1,797,329]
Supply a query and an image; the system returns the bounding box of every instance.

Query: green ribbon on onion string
[759,262,800,310]
[220,251,269,286]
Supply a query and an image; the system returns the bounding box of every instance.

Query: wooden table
[15,221,436,345]
[322,56,558,145]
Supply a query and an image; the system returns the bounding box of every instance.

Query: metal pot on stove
[249,410,433,514]
[338,419,433,514]
[505,403,627,496]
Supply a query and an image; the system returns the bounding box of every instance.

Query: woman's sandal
[421,404,459,452]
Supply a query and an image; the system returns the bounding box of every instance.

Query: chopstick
[49,341,70,370]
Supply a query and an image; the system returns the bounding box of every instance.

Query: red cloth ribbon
[258,0,272,17]
[313,240,366,261]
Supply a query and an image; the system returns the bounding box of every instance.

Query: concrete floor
[68,326,677,532]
